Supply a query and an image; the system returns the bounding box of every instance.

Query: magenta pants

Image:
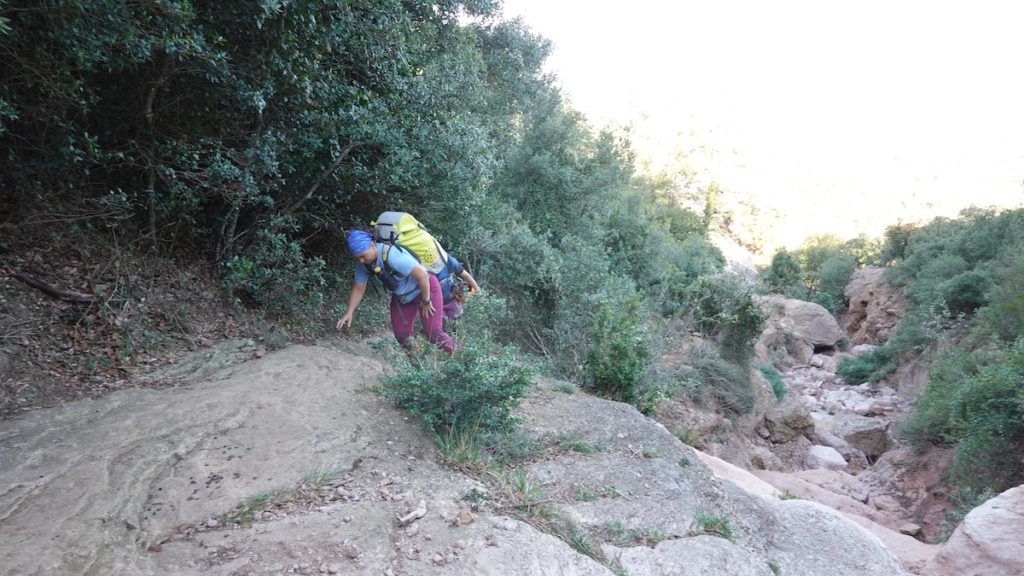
[390,274,455,352]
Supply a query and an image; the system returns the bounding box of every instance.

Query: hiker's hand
[336,312,354,330]
[419,299,435,318]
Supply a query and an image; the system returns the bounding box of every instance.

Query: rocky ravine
[0,342,912,576]
[648,270,1023,576]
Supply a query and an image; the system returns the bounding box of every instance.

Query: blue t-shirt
[436,255,464,280]
[436,255,466,302]
[354,243,422,304]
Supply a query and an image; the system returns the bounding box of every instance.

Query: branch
[12,271,93,303]
[281,140,368,216]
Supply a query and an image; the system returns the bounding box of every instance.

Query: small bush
[939,270,991,317]
[222,227,326,316]
[380,297,534,434]
[685,273,765,361]
[936,487,997,542]
[480,430,546,464]
[836,346,896,384]
[674,427,705,448]
[583,293,650,404]
[903,339,1024,494]
[947,340,1024,492]
[758,363,786,400]
[683,343,756,414]
[900,349,981,446]
[692,512,734,541]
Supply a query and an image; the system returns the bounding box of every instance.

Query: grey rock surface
[0,344,907,576]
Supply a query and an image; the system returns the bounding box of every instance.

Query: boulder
[764,396,814,443]
[807,445,848,470]
[839,267,906,346]
[756,296,845,365]
[925,484,1024,576]
[832,414,891,459]
[809,353,838,373]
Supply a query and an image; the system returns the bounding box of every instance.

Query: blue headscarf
[346,230,373,256]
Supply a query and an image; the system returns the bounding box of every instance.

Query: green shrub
[811,251,858,313]
[903,339,1024,494]
[685,273,765,361]
[939,270,991,317]
[692,512,735,541]
[936,487,997,542]
[222,227,326,316]
[583,293,650,404]
[758,364,786,400]
[684,343,755,414]
[947,339,1024,492]
[975,252,1024,342]
[899,349,981,446]
[836,346,896,384]
[762,249,804,297]
[380,296,534,434]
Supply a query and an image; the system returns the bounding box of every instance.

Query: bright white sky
[498,0,1024,251]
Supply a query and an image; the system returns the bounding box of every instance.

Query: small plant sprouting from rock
[575,484,598,502]
[436,423,483,471]
[550,431,604,454]
[481,429,546,465]
[302,465,345,491]
[224,488,288,525]
[779,490,801,500]
[758,363,787,401]
[673,426,705,449]
[461,487,491,509]
[552,381,577,394]
[678,456,692,467]
[503,470,545,511]
[598,519,674,547]
[691,512,735,541]
[768,559,782,575]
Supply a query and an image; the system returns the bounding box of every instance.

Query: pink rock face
[839,266,906,346]
[925,484,1024,576]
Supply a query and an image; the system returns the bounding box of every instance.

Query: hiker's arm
[410,265,435,317]
[460,269,480,296]
[337,281,367,330]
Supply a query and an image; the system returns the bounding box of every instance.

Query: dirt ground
[0,222,356,421]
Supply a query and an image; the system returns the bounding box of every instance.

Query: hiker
[437,253,480,322]
[336,229,455,353]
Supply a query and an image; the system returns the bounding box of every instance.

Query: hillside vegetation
[3,1,1021,519]
[762,208,1024,507]
[0,0,760,418]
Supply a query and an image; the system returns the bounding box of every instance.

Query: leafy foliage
[679,343,756,415]
[685,274,765,361]
[583,292,650,404]
[380,297,534,434]
[902,340,1024,493]
[868,207,1024,496]
[1,0,750,422]
[758,364,786,401]
[761,234,867,313]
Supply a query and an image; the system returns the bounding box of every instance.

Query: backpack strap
[370,243,412,292]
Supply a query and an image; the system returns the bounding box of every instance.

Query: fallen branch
[12,271,93,303]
